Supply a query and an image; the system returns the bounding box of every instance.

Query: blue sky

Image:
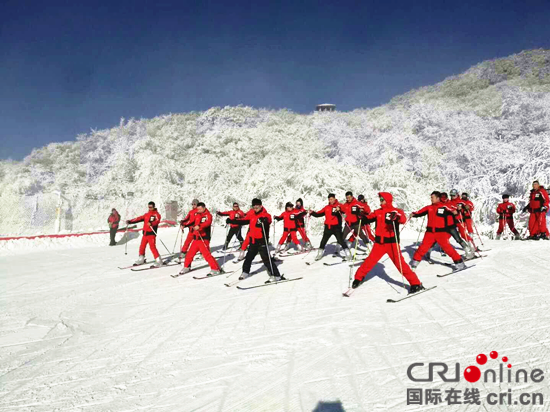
[1,0,550,159]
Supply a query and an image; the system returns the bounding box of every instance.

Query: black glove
[126,220,131,224]
[542,206,548,212]
[257,217,269,226]
[226,218,231,224]
[522,206,529,213]
[216,211,223,216]
[387,211,399,221]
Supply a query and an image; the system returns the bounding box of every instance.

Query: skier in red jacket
[352,192,423,293]
[180,199,199,257]
[340,191,371,248]
[274,202,306,253]
[461,192,475,238]
[523,181,550,240]
[448,189,473,243]
[295,198,312,249]
[226,198,284,283]
[127,202,162,267]
[308,194,351,261]
[178,202,221,276]
[217,203,245,250]
[107,208,120,246]
[410,191,466,270]
[496,194,520,240]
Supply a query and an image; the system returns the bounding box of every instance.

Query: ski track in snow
[1,227,549,411]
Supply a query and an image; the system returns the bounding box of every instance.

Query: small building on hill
[315,104,336,112]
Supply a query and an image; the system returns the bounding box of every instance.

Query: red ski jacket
[496,201,516,219]
[311,201,342,228]
[108,211,120,228]
[181,208,199,228]
[227,207,272,244]
[129,209,161,236]
[217,209,244,228]
[294,205,307,227]
[528,187,550,212]
[274,209,306,231]
[358,201,372,220]
[461,199,474,220]
[360,192,405,244]
[190,209,214,240]
[412,202,456,233]
[340,198,364,225]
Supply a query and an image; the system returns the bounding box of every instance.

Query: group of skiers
[123,180,549,294]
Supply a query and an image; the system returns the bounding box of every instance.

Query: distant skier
[108,208,120,246]
[409,191,467,270]
[340,191,370,248]
[179,199,200,257]
[217,202,245,250]
[127,201,162,267]
[308,194,351,261]
[226,198,284,283]
[461,192,476,239]
[448,189,473,243]
[523,180,550,240]
[178,202,221,276]
[295,198,312,249]
[352,192,424,294]
[274,202,305,253]
[496,194,520,240]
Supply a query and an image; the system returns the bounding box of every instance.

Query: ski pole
[222,224,231,269]
[415,215,426,246]
[261,221,276,276]
[171,223,181,254]
[392,219,406,291]
[124,224,129,255]
[472,220,484,246]
[149,225,172,256]
[348,218,362,288]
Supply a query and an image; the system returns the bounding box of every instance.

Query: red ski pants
[464,218,474,234]
[297,226,310,243]
[279,230,300,245]
[457,222,473,242]
[413,232,462,263]
[529,212,549,236]
[355,242,421,286]
[497,218,518,235]
[181,230,194,253]
[139,234,160,258]
[184,239,220,270]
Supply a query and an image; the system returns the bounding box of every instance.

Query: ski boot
[237,249,246,261]
[464,243,475,260]
[315,249,324,261]
[153,257,162,268]
[207,269,222,277]
[133,255,145,266]
[305,241,313,250]
[342,248,352,261]
[178,266,191,275]
[495,233,502,240]
[453,260,466,271]
[408,284,426,295]
[239,272,250,280]
[514,233,521,240]
[410,259,420,269]
[265,274,286,284]
[352,279,362,289]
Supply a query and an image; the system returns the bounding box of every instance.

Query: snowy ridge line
[0,220,177,241]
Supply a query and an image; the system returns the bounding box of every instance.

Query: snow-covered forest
[1,49,550,236]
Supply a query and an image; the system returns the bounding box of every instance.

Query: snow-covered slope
[1,49,550,236]
[1,228,549,411]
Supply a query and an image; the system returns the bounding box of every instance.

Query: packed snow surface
[1,227,549,411]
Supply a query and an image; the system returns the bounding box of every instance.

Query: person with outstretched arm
[523,180,549,240]
[127,201,162,267]
[217,202,245,250]
[352,192,424,294]
[308,193,350,261]
[226,198,284,283]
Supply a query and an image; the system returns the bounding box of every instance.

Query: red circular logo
[464,366,481,383]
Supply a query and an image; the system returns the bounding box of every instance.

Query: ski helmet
[450,189,459,196]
